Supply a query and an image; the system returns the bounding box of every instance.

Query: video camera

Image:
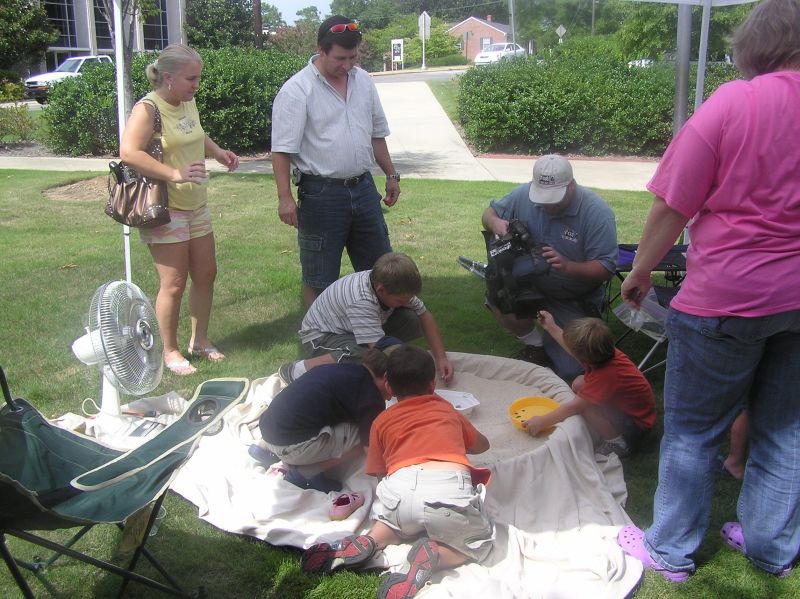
[484,219,549,317]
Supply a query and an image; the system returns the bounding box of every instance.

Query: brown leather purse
[105,99,169,228]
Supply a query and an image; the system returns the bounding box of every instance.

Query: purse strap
[138,98,162,136]
[136,98,163,163]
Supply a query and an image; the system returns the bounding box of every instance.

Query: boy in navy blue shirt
[256,348,390,492]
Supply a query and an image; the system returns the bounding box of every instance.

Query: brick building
[446,15,512,62]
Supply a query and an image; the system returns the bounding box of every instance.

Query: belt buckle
[343,175,359,187]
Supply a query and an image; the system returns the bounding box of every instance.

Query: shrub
[458,36,739,156]
[0,82,24,102]
[43,62,120,155]
[0,104,37,142]
[194,48,304,153]
[425,54,469,68]
[43,49,304,156]
[0,69,21,84]
[0,69,23,102]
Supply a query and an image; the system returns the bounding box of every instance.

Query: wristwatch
[387,173,401,181]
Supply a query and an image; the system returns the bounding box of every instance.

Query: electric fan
[71,281,163,419]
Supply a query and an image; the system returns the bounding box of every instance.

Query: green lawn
[0,171,794,598]
[427,79,460,123]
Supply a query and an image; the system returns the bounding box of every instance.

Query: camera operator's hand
[490,219,509,237]
[537,310,557,334]
[542,245,568,272]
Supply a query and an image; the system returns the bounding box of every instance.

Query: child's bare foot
[722,457,744,481]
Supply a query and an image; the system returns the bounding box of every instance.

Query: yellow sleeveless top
[144,92,206,211]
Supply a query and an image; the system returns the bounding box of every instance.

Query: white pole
[422,34,426,70]
[113,0,132,283]
[694,0,712,110]
[673,3,692,135]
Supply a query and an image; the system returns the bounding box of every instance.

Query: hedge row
[44,48,305,156]
[458,40,739,156]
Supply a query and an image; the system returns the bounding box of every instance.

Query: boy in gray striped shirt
[279,253,453,386]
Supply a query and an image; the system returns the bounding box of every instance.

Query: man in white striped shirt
[279,252,454,387]
[271,15,402,308]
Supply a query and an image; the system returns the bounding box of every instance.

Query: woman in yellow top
[120,44,239,375]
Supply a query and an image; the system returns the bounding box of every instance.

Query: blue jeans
[645,308,800,575]
[297,173,391,289]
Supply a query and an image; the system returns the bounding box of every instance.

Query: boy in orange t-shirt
[301,346,494,599]
[524,312,656,457]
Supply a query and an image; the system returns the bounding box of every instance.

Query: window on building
[93,0,113,50]
[45,0,77,48]
[481,37,492,49]
[142,0,169,50]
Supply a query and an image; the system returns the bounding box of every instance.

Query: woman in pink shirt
[616,0,800,583]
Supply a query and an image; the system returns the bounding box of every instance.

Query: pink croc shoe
[329,492,365,521]
[617,525,691,582]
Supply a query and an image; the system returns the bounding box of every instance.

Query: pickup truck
[24,55,113,103]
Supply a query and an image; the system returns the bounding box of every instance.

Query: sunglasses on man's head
[329,22,360,34]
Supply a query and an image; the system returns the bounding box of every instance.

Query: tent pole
[673,3,692,135]
[695,0,712,110]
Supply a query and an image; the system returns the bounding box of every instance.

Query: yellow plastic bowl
[508,396,560,432]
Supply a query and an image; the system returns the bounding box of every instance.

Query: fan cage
[87,281,163,395]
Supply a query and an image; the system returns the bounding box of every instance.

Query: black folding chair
[607,244,688,373]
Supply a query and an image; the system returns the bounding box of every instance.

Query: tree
[295,5,323,26]
[0,0,58,71]
[254,0,262,48]
[610,0,754,61]
[293,6,323,55]
[186,0,255,48]
[396,0,508,22]
[360,13,458,71]
[263,6,319,57]
[95,1,160,121]
[330,0,398,29]
[262,3,286,29]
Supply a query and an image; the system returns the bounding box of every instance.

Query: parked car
[24,55,113,103]
[474,43,526,66]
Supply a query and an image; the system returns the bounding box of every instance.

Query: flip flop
[187,345,225,362]
[617,525,690,582]
[165,358,196,376]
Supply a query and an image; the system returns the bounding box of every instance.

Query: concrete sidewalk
[0,81,658,192]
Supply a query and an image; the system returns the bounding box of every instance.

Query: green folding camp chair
[0,366,248,598]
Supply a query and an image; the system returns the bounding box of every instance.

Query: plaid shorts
[139,203,213,244]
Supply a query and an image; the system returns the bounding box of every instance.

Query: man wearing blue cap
[481,154,618,381]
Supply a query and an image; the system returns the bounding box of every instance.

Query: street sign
[419,11,431,70]
[391,38,404,71]
[418,11,431,40]
[556,24,566,38]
